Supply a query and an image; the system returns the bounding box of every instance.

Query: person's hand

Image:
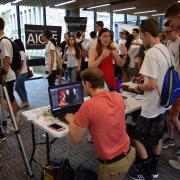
[101,49,110,59]
[65,113,75,123]
[131,84,142,93]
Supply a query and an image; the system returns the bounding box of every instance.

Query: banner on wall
[64,17,87,33]
[25,24,62,49]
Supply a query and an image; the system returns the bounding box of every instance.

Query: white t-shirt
[0,35,16,82]
[128,38,143,68]
[140,43,170,118]
[85,38,97,50]
[20,51,28,74]
[167,37,180,77]
[45,41,57,71]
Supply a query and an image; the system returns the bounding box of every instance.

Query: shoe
[169,159,180,170]
[162,138,175,149]
[152,169,159,179]
[128,165,152,180]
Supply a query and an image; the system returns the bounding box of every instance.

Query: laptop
[48,82,84,123]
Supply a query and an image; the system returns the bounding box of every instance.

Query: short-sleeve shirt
[45,40,57,71]
[167,37,180,77]
[0,35,16,82]
[74,90,130,160]
[140,43,170,118]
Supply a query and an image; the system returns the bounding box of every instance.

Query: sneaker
[152,170,159,179]
[169,159,180,170]
[20,102,29,109]
[162,138,175,149]
[128,165,152,180]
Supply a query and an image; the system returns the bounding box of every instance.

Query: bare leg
[134,140,148,159]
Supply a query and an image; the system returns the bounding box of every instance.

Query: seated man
[65,67,135,180]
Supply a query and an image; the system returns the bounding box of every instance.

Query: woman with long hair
[88,28,125,90]
[63,35,82,82]
[14,39,29,108]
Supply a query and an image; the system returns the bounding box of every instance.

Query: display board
[64,17,87,33]
[25,24,62,49]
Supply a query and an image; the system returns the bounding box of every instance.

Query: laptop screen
[48,82,84,111]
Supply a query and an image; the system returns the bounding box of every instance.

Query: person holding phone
[65,68,135,180]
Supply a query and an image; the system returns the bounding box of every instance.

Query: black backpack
[0,37,21,72]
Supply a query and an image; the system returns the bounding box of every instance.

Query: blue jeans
[15,72,28,102]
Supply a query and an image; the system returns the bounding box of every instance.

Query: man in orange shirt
[65,68,135,180]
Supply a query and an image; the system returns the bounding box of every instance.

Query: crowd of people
[0,2,180,179]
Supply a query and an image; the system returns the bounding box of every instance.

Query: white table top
[22,91,144,138]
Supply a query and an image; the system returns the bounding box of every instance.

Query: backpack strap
[154,46,173,102]
[155,46,172,67]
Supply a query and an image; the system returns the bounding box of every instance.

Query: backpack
[0,37,21,72]
[41,158,74,180]
[156,47,180,108]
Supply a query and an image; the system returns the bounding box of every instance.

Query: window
[28,9,32,24]
[46,7,66,42]
[80,9,94,39]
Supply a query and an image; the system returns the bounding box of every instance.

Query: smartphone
[48,123,64,131]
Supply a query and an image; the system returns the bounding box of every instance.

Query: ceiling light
[152,13,165,17]
[113,7,136,12]
[87,4,111,10]
[12,0,22,3]
[134,10,157,15]
[54,0,76,7]
[178,0,180,3]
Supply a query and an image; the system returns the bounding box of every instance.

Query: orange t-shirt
[74,90,130,160]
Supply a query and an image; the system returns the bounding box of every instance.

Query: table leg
[45,132,50,163]
[30,123,36,166]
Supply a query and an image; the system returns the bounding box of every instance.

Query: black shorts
[5,80,15,102]
[133,113,166,146]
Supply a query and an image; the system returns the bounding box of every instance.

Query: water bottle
[116,79,122,93]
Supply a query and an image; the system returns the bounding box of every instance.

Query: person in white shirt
[42,30,57,86]
[165,2,180,170]
[0,17,19,117]
[128,19,170,180]
[14,39,29,109]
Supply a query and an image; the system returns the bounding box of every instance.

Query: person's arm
[65,113,87,144]
[112,50,126,67]
[62,49,67,64]
[49,50,55,75]
[88,48,110,68]
[77,49,82,72]
[3,56,10,79]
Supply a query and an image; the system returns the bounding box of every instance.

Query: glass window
[80,9,94,39]
[46,7,66,42]
[127,14,137,25]
[97,12,110,29]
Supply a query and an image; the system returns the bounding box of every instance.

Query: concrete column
[94,9,97,31]
[124,14,128,24]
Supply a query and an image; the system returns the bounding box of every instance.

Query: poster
[25,24,62,49]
